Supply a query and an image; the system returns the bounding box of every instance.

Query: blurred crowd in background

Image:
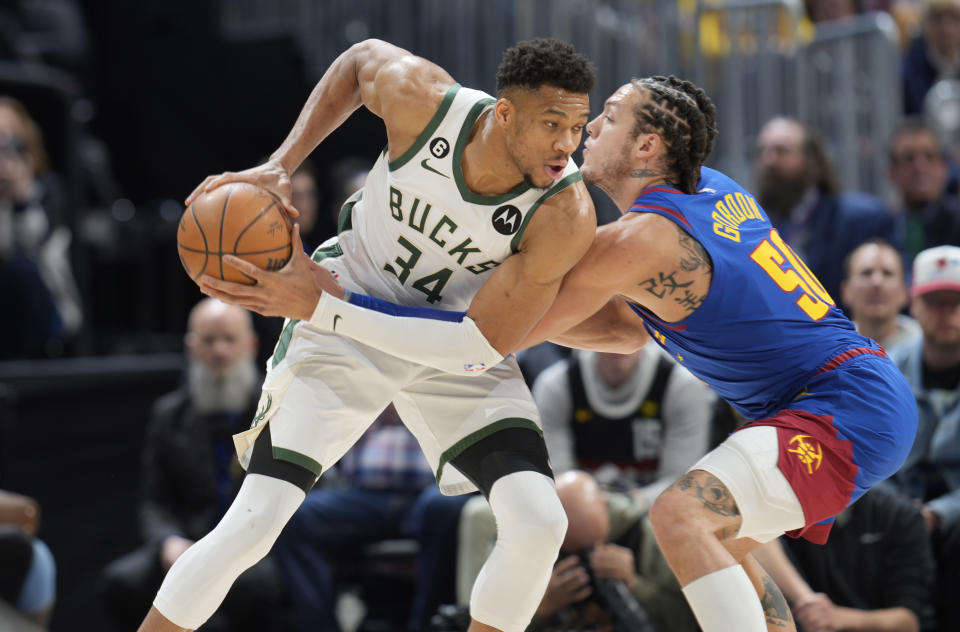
[2,0,960,631]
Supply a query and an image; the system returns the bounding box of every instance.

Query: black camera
[578,548,658,632]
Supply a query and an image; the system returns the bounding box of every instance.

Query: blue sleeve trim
[346,290,466,323]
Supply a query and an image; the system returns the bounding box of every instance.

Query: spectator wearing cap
[841,238,921,353]
[903,0,960,115]
[888,244,960,630]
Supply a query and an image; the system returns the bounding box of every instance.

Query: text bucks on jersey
[338,85,582,312]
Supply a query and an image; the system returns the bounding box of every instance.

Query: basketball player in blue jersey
[214,76,919,632]
[521,78,918,631]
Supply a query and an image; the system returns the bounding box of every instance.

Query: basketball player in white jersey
[138,38,598,632]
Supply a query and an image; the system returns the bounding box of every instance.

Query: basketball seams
[177,183,291,286]
[218,187,233,282]
[232,195,281,253]
[178,244,292,256]
[189,202,209,281]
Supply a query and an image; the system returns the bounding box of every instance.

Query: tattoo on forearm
[760,574,794,629]
[671,472,740,517]
[676,225,712,274]
[639,271,693,299]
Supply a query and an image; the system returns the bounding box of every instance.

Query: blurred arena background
[0,0,933,629]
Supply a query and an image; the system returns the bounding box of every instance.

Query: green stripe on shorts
[272,447,323,477]
[269,242,345,368]
[435,417,542,483]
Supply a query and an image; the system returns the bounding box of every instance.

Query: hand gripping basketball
[185,160,299,219]
[199,224,345,321]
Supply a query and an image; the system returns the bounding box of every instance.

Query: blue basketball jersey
[628,167,876,420]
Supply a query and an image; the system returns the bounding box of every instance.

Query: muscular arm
[305,185,597,373]
[271,38,454,173]
[186,39,453,210]
[521,212,711,352]
[518,216,655,352]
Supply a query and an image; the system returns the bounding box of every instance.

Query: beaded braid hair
[629,76,718,194]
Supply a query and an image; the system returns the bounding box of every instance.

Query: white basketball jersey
[333,84,582,312]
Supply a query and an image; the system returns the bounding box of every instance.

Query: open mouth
[545,164,565,179]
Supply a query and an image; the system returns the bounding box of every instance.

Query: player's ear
[494,97,514,129]
[634,132,661,160]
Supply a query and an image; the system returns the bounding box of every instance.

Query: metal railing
[217,0,902,199]
[795,11,902,199]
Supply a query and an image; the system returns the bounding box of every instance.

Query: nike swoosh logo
[421,158,449,178]
[333,314,342,331]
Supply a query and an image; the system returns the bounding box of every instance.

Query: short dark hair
[888,116,944,163]
[841,237,903,281]
[496,38,595,96]
[630,76,718,194]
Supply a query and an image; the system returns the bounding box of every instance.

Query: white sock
[681,565,767,632]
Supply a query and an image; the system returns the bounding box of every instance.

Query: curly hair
[629,76,718,194]
[496,38,595,96]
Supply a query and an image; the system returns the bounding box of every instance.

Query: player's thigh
[249,322,416,478]
[688,426,806,543]
[394,357,543,496]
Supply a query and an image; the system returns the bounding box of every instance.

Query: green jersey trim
[388,83,461,171]
[337,193,360,233]
[510,171,583,253]
[435,417,542,483]
[452,99,532,205]
[270,242,344,368]
[272,447,323,477]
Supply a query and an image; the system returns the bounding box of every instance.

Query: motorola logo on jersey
[429,137,450,158]
[492,205,521,235]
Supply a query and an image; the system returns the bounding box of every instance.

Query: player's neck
[461,108,524,195]
[611,173,670,214]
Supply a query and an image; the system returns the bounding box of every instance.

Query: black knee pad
[450,427,553,498]
[247,425,318,494]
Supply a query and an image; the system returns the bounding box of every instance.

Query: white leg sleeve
[152,474,305,630]
[469,471,567,632]
[681,565,767,632]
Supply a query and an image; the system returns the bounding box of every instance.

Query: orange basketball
[177,182,292,285]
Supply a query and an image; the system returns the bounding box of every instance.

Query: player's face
[913,289,960,347]
[502,86,590,189]
[841,244,907,322]
[580,84,639,192]
[889,130,948,206]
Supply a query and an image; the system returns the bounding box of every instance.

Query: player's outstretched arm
[202,187,597,376]
[185,38,454,215]
[518,219,651,352]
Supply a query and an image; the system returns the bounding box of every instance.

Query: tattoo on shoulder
[675,224,712,274]
[760,574,794,629]
[670,472,740,518]
[638,271,693,299]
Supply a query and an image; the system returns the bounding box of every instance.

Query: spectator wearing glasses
[888,117,960,264]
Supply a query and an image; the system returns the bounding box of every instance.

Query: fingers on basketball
[177,182,293,286]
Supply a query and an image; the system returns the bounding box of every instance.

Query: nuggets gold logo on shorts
[787,433,823,474]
